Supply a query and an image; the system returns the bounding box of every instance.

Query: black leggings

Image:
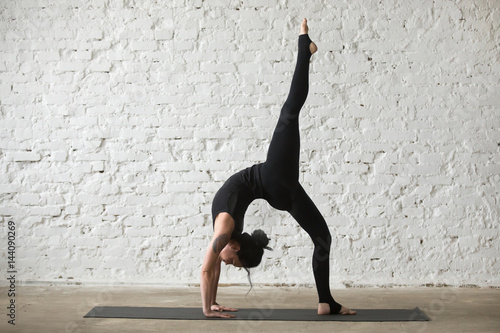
[259,34,342,314]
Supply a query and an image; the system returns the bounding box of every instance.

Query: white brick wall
[1,0,499,288]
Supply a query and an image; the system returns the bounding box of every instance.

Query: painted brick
[16,193,40,206]
[9,151,41,162]
[130,40,157,51]
[124,216,152,227]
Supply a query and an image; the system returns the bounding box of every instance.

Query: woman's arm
[210,256,221,305]
[200,213,236,318]
[209,255,238,313]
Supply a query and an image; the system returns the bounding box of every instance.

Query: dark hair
[233,229,272,268]
[232,229,272,294]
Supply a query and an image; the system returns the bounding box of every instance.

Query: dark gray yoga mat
[84,306,430,321]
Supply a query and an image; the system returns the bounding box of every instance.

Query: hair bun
[251,229,272,251]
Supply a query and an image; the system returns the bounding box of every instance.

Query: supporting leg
[288,184,343,314]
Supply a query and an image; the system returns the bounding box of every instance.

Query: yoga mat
[84,306,430,322]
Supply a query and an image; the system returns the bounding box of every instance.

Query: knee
[280,103,299,120]
[313,229,331,251]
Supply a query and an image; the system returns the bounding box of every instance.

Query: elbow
[201,267,213,277]
[201,259,219,275]
[200,269,214,289]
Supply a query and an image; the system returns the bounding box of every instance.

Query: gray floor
[1,285,499,333]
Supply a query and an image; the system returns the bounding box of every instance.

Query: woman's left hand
[211,303,238,312]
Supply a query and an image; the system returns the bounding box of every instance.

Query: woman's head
[220,229,272,294]
[232,229,272,268]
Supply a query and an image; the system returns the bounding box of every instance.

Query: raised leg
[263,32,313,178]
[260,20,316,210]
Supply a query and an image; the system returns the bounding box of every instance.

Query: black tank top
[211,164,264,237]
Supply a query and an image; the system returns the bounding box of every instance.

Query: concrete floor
[1,285,499,333]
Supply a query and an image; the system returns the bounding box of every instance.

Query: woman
[201,19,356,318]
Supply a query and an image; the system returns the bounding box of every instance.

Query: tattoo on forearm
[212,234,229,254]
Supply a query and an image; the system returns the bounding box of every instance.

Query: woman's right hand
[203,310,236,319]
[211,303,238,313]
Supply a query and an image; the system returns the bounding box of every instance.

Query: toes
[339,306,357,315]
[300,18,308,34]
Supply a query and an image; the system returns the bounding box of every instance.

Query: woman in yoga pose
[201,19,356,318]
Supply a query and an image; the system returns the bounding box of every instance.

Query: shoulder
[211,213,236,254]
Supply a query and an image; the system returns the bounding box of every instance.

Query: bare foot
[300,18,318,54]
[318,303,357,315]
